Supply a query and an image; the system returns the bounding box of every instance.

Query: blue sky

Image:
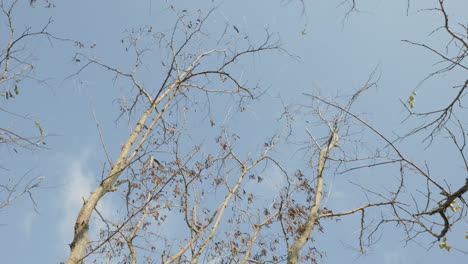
[1,0,467,263]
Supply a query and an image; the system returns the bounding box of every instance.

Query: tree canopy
[1,1,467,263]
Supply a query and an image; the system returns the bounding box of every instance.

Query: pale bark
[125,192,152,264]
[287,132,338,264]
[65,52,212,264]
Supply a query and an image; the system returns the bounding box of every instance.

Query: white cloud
[59,148,115,243]
[59,149,94,239]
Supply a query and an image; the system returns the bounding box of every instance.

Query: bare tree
[401,0,467,140]
[282,0,468,261]
[64,8,284,264]
[0,0,52,149]
[398,0,468,251]
[61,2,468,264]
[0,0,56,211]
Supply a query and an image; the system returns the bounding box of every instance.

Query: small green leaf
[7,91,15,99]
[439,237,451,252]
[14,85,19,95]
[301,24,307,35]
[34,121,45,136]
[407,91,417,108]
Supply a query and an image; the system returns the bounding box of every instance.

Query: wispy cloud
[59,148,115,243]
[59,149,94,240]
